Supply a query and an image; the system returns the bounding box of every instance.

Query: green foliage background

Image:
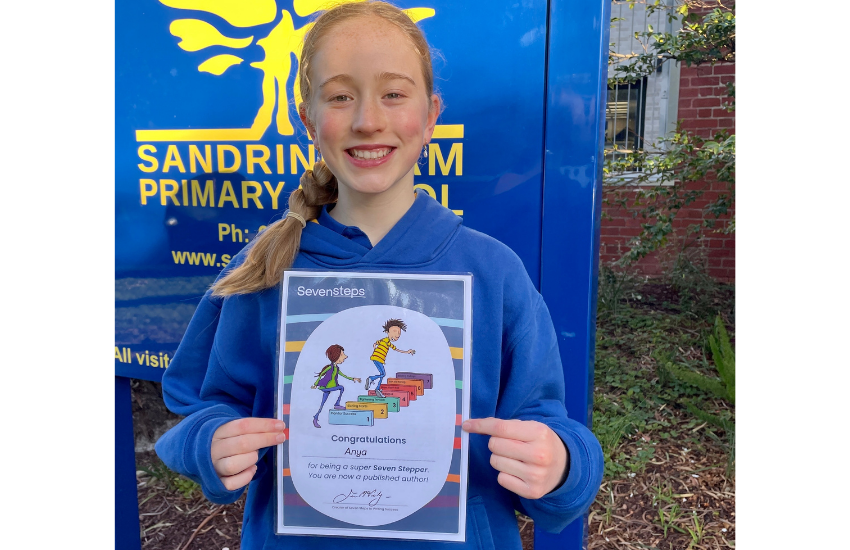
[605,1,735,264]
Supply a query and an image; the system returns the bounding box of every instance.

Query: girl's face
[300,16,439,198]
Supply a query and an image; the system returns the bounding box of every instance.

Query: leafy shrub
[658,314,734,431]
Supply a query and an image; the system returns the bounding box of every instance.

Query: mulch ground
[586,430,735,549]
[137,451,245,550]
[139,497,244,550]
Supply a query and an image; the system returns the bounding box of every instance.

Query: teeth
[350,148,391,159]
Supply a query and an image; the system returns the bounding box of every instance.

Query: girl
[311,344,360,428]
[155,2,603,549]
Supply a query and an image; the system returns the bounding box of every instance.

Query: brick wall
[600,61,735,283]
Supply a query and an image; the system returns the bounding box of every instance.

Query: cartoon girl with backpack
[311,344,361,428]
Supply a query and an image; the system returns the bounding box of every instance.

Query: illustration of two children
[312,319,415,428]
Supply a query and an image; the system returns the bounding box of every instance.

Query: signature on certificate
[333,489,384,507]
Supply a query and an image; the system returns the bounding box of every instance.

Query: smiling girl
[156,2,603,549]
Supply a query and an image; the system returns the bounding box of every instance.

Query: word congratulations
[331,435,407,445]
[297,286,366,298]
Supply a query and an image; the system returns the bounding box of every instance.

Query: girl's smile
[345,144,397,167]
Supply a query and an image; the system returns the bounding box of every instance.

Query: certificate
[275,271,472,541]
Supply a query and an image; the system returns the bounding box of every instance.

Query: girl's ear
[424,94,441,142]
[299,103,318,141]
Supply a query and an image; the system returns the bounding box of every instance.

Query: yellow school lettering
[140,179,157,205]
[189,144,212,173]
[138,145,158,172]
[242,181,264,208]
[217,224,245,242]
[276,144,285,174]
[138,177,288,210]
[163,145,187,173]
[264,181,285,209]
[429,143,462,176]
[290,144,315,174]
[217,145,241,173]
[160,179,180,205]
[115,346,170,368]
[217,180,239,208]
[192,179,214,207]
[413,183,462,216]
[247,144,272,174]
[136,143,352,176]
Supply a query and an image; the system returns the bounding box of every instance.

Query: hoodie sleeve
[496,293,604,533]
[154,292,252,504]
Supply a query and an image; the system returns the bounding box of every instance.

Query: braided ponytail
[210,160,338,296]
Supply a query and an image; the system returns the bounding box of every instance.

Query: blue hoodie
[156,192,603,550]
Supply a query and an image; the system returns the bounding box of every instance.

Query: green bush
[659,314,734,432]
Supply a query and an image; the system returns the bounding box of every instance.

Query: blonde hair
[211,1,436,297]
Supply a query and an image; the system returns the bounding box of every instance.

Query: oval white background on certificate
[288,305,456,526]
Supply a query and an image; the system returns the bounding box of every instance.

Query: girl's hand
[354,378,362,383]
[462,418,568,500]
[407,349,416,355]
[211,418,287,491]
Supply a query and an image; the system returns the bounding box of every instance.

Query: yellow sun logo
[136,0,436,142]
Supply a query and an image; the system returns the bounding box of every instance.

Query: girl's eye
[332,95,350,102]
[385,92,402,99]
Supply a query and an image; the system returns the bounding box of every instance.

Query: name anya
[344,448,367,457]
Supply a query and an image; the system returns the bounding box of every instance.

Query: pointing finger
[462,418,539,442]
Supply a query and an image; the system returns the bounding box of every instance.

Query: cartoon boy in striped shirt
[366,318,415,397]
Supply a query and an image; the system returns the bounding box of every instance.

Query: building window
[605,0,681,175]
[605,77,648,163]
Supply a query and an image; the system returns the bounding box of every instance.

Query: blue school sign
[115,0,610,548]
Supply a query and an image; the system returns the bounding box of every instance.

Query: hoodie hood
[296,191,463,268]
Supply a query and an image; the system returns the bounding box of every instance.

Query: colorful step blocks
[375,384,418,401]
[386,377,424,396]
[358,395,401,412]
[395,372,433,390]
[346,401,388,419]
[368,389,409,406]
[328,409,374,426]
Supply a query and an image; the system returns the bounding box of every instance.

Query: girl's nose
[352,97,386,134]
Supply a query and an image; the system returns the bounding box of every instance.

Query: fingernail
[276,432,287,443]
[275,421,286,431]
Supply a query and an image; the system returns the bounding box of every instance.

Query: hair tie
[286,211,307,228]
